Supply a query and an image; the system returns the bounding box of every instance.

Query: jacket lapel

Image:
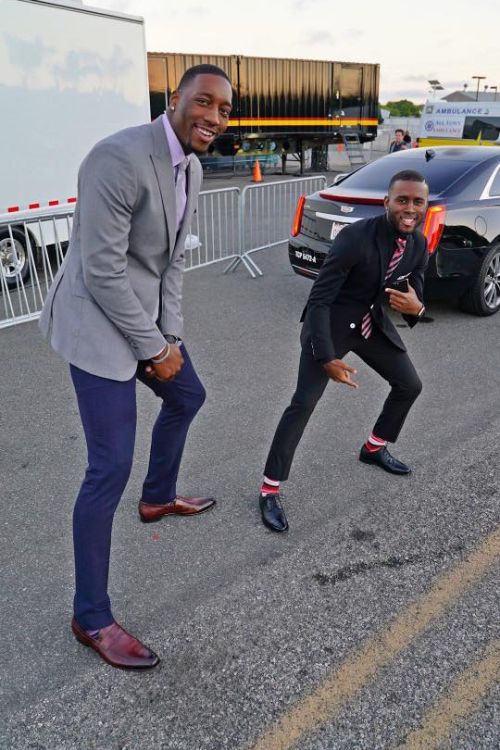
[150,117,176,254]
[374,214,390,289]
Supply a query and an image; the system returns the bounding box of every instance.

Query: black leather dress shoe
[359,445,411,475]
[259,493,288,532]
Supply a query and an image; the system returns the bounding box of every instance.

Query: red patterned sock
[260,476,280,495]
[364,432,387,453]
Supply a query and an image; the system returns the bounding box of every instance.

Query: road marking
[248,526,500,750]
[396,639,500,749]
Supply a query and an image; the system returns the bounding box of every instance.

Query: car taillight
[422,205,447,253]
[291,194,306,237]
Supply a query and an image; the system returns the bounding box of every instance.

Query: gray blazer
[39,116,202,381]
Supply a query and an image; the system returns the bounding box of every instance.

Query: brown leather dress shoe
[138,495,216,523]
[71,618,159,669]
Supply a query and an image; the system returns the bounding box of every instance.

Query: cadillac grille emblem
[340,205,354,213]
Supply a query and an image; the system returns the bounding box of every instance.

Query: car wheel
[459,244,500,316]
[0,228,30,289]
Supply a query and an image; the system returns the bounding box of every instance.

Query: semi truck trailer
[148,52,379,171]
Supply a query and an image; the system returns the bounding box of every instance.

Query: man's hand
[323,359,358,388]
[385,283,423,316]
[145,345,184,382]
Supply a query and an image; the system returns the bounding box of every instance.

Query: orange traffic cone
[251,159,263,182]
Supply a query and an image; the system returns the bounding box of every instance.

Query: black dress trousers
[264,326,422,481]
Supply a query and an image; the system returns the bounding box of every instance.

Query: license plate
[294,249,317,264]
[330,221,348,240]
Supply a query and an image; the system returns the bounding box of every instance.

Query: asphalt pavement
[1,240,499,749]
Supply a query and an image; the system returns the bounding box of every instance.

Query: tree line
[380,99,424,118]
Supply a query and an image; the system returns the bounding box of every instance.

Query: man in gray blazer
[40,65,233,669]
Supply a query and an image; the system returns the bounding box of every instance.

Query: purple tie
[361,237,407,339]
[175,157,189,233]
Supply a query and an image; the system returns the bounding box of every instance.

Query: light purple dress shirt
[162,113,190,232]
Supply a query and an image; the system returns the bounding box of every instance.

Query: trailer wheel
[0,228,30,289]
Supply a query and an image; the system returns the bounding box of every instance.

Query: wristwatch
[417,305,426,318]
[165,334,182,345]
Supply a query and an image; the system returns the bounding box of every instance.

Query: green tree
[382,99,423,117]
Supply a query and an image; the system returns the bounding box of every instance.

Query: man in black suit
[259,170,429,532]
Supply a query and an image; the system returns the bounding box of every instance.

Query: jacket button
[350,323,355,329]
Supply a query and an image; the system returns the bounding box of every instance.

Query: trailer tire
[0,227,30,289]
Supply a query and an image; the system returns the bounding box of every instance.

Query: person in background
[389,129,408,152]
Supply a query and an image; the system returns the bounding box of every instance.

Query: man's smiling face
[169,73,233,155]
[384,179,429,235]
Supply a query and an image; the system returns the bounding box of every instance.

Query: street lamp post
[472,75,486,101]
[427,79,444,98]
[490,86,498,102]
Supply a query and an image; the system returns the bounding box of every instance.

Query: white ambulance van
[0,0,150,285]
[418,99,500,148]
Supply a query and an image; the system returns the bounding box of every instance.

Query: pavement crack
[313,544,464,586]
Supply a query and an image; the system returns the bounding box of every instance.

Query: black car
[289,146,500,315]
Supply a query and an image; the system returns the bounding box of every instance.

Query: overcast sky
[90,0,499,103]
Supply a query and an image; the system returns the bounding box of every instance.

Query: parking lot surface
[1,245,499,749]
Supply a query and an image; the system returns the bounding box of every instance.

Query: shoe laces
[263,493,282,508]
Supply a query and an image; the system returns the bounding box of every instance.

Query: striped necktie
[361,237,407,340]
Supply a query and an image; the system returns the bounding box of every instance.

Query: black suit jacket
[301,214,428,362]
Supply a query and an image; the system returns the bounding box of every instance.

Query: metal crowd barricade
[224,175,328,278]
[185,187,240,271]
[0,177,328,328]
[0,205,73,329]
[0,189,242,329]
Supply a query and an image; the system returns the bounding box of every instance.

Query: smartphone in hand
[389,278,409,293]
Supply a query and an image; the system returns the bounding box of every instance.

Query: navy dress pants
[70,345,205,630]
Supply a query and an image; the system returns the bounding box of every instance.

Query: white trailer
[0,0,151,285]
